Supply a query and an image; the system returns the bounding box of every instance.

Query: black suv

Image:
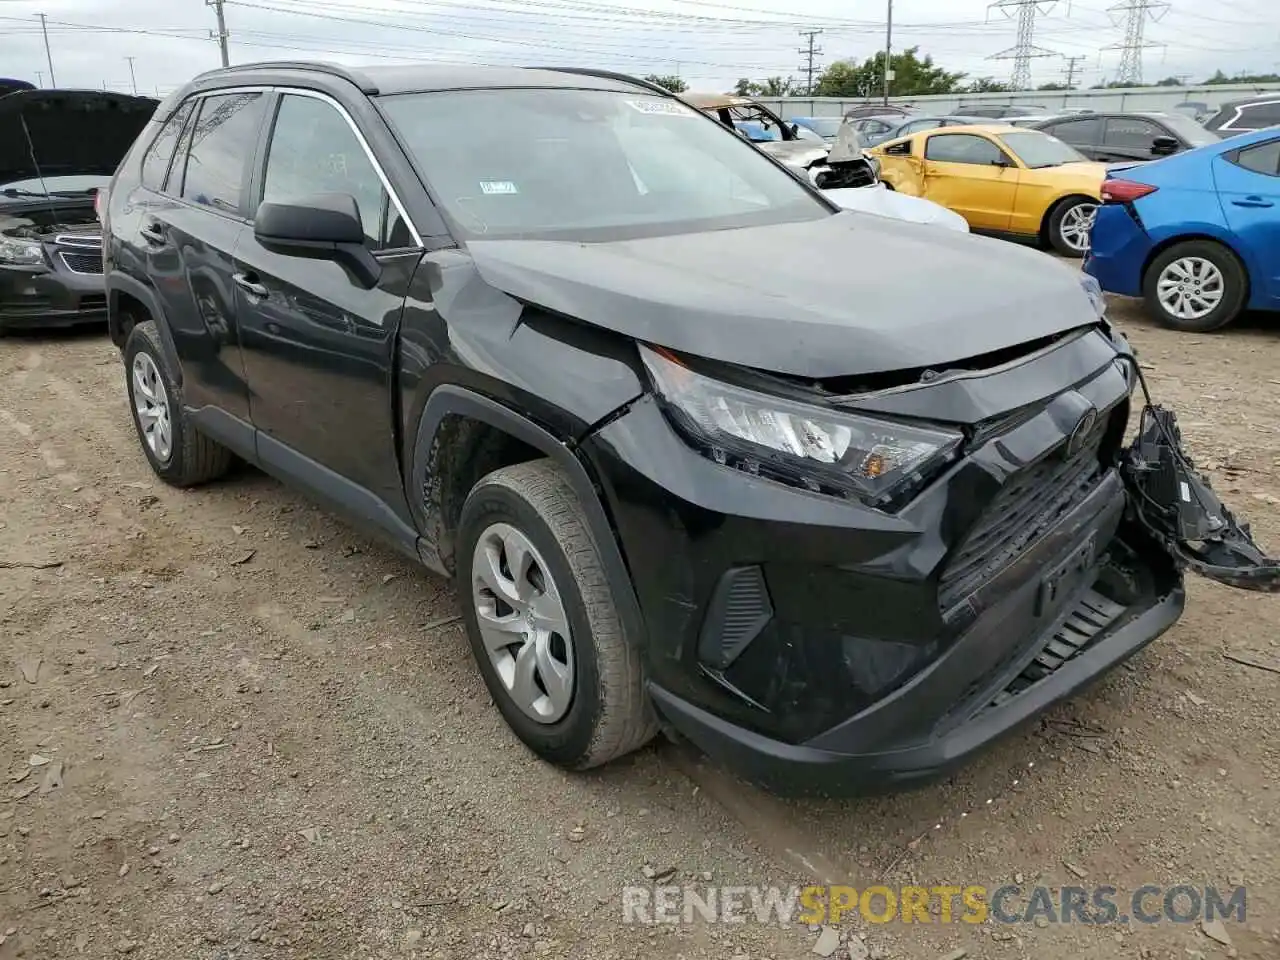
[102,61,1272,795]
[1034,111,1219,164]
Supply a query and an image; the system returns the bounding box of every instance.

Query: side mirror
[991,156,1012,168]
[1151,136,1180,157]
[253,193,381,289]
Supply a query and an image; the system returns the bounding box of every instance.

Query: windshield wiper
[2,188,93,199]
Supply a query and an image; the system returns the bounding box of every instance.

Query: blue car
[1086,126,1280,332]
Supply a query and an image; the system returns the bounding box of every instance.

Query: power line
[208,0,230,67]
[1102,0,1169,85]
[987,0,1059,90]
[796,28,822,93]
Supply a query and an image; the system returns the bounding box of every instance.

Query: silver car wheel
[471,522,575,724]
[131,352,173,463]
[1156,256,1226,321]
[1059,202,1097,253]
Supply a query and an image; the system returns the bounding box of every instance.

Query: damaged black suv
[102,62,1277,795]
[0,89,156,332]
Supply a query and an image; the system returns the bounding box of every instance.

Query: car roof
[190,61,661,97]
[684,93,757,110]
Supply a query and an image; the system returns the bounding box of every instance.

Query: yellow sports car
[870,124,1108,257]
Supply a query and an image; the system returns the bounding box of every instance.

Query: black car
[1034,111,1219,163]
[102,61,1277,795]
[1203,96,1280,138]
[1,89,156,332]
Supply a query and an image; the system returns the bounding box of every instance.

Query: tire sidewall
[1142,241,1246,333]
[1051,198,1095,258]
[456,481,605,766]
[123,325,186,480]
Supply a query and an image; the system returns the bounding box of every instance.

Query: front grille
[937,420,1108,611]
[79,294,107,310]
[54,233,102,249]
[60,251,104,274]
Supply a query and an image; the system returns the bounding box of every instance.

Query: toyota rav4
[102,62,1278,795]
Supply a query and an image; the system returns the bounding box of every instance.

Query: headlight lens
[1079,273,1106,318]
[0,235,44,267]
[641,346,964,508]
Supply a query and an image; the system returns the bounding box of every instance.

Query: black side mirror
[253,193,381,289]
[1151,136,1180,157]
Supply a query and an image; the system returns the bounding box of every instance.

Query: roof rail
[524,66,671,97]
[192,60,379,95]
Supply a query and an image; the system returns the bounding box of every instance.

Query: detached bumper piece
[1122,404,1280,592]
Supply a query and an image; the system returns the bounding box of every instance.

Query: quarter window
[1102,117,1164,150]
[924,134,1006,165]
[1233,139,1280,176]
[1234,101,1280,130]
[261,94,389,247]
[177,92,267,216]
[1044,116,1102,146]
[140,100,195,192]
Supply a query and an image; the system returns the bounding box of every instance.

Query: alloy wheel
[471,522,575,724]
[1156,256,1225,321]
[131,352,173,463]
[1059,202,1097,253]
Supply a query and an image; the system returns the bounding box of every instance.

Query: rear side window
[1233,140,1280,176]
[140,100,195,192]
[1236,101,1280,130]
[1044,116,1101,146]
[261,94,389,247]
[176,92,266,216]
[925,133,1005,165]
[883,139,913,156]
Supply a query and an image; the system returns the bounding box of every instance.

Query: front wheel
[1047,196,1098,257]
[1142,240,1248,333]
[456,459,657,770]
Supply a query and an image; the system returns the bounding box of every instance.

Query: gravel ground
[1,290,1278,960]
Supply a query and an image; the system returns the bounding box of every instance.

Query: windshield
[798,118,842,138]
[0,174,109,196]
[379,88,828,241]
[999,130,1088,168]
[1152,112,1218,146]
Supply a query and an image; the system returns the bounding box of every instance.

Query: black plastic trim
[106,273,183,382]
[697,565,774,670]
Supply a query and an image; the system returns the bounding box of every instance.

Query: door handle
[139,222,166,245]
[1231,197,1274,208]
[233,273,268,299]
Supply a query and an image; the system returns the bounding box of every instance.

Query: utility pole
[1102,0,1169,86]
[987,1,1059,90]
[1063,54,1087,88]
[34,70,43,88]
[124,57,138,95]
[882,0,892,104]
[36,13,56,88]
[797,29,823,95]
[208,0,230,68]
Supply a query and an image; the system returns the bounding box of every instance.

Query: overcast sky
[0,0,1275,97]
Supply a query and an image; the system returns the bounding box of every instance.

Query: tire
[1142,239,1248,333]
[123,320,233,487]
[1047,195,1099,257]
[456,459,656,770]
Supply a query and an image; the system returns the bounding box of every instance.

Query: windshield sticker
[479,180,518,195]
[627,99,696,117]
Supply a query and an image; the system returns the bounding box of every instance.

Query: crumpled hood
[467,212,1100,379]
[757,139,830,170]
[0,89,157,185]
[824,184,969,232]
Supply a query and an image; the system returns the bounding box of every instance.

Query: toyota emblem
[1066,407,1099,457]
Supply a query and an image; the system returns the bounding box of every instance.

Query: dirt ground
[1,290,1278,960]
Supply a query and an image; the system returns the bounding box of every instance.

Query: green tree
[1038,81,1069,91]
[1204,69,1280,85]
[1155,76,1184,86]
[644,74,687,94]
[814,47,965,98]
[965,77,1012,93]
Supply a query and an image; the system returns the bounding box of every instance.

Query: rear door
[1040,116,1103,160]
[1096,116,1166,163]
[143,91,268,421]
[233,90,423,521]
[1215,137,1280,307]
[920,132,1018,230]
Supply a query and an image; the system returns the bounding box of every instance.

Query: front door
[1096,117,1167,164]
[1215,137,1280,307]
[920,132,1019,231]
[234,91,422,525]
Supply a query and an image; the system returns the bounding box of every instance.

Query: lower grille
[938,421,1108,611]
[79,294,107,311]
[60,251,104,275]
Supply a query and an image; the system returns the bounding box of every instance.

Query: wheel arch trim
[107,273,183,385]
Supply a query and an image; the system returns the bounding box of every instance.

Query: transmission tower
[797,29,823,94]
[987,1,1059,90]
[1063,54,1087,88]
[1103,0,1169,85]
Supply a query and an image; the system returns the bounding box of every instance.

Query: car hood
[0,89,157,185]
[466,212,1100,379]
[757,140,830,169]
[1042,160,1109,186]
[824,184,969,232]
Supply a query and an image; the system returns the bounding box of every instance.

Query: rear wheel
[1047,196,1098,257]
[1142,240,1247,333]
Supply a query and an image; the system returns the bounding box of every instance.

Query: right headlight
[641,345,963,509]
[0,235,44,267]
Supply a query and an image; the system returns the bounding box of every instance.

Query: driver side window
[924,134,1006,165]
[261,94,389,248]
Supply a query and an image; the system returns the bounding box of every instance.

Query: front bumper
[584,331,1186,794]
[0,261,108,330]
